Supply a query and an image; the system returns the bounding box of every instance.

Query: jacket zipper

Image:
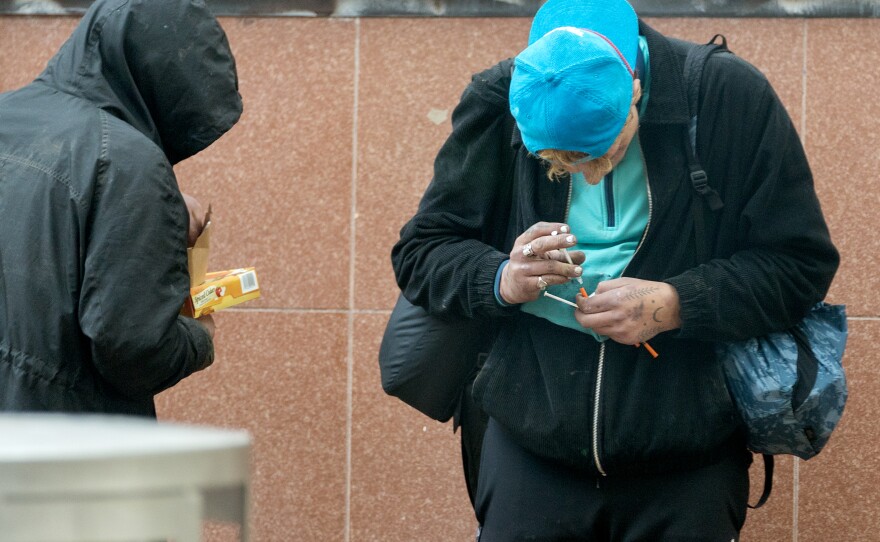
[604,172,615,228]
[564,175,573,223]
[589,154,654,477]
[592,343,608,476]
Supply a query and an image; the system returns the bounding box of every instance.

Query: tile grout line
[226,307,394,315]
[344,17,360,542]
[800,19,809,149]
[793,18,808,542]
[793,458,800,542]
[230,306,880,319]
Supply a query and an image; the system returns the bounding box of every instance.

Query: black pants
[459,375,490,508]
[475,419,751,542]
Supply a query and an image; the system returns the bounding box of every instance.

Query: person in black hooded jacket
[392,0,839,539]
[0,0,242,416]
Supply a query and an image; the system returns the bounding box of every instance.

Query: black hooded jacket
[392,22,839,476]
[0,0,242,415]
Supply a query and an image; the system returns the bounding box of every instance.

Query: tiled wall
[2,13,878,542]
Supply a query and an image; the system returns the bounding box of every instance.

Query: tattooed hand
[574,278,681,345]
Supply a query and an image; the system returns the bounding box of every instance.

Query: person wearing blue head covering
[0,0,242,415]
[392,0,838,538]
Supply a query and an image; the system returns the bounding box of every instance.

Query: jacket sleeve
[79,121,213,399]
[391,68,518,320]
[666,55,840,341]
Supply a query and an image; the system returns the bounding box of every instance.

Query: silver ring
[536,276,548,290]
[522,243,535,258]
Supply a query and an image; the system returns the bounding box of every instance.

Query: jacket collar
[638,21,690,126]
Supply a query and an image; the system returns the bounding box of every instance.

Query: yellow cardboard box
[181,207,260,318]
[184,267,260,318]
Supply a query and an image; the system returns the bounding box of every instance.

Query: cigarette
[543,291,578,308]
[579,287,588,298]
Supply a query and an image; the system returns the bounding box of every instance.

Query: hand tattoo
[652,306,665,323]
[627,300,644,322]
[639,326,663,342]
[621,286,660,302]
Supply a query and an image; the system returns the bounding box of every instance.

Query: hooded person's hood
[36,0,243,164]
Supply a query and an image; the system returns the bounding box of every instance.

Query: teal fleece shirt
[520,36,652,340]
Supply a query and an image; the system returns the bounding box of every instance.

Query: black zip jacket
[391,22,839,476]
[0,0,242,415]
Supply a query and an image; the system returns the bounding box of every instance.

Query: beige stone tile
[798,319,880,541]
[0,16,78,92]
[174,18,357,310]
[740,454,794,542]
[805,20,880,315]
[350,314,476,541]
[156,311,348,542]
[355,17,531,310]
[200,523,240,542]
[645,18,805,128]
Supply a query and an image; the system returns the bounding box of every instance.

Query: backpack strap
[750,454,774,509]
[683,35,727,263]
[684,36,774,510]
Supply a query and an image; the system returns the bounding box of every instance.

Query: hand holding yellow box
[180,207,261,317]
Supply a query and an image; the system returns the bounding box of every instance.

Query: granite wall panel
[804,19,880,316]
[356,17,530,310]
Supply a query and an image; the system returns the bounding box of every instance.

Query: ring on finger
[522,243,535,258]
[536,276,548,290]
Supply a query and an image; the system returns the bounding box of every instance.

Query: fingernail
[551,230,558,236]
[560,225,569,233]
[574,266,582,275]
[566,235,574,243]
